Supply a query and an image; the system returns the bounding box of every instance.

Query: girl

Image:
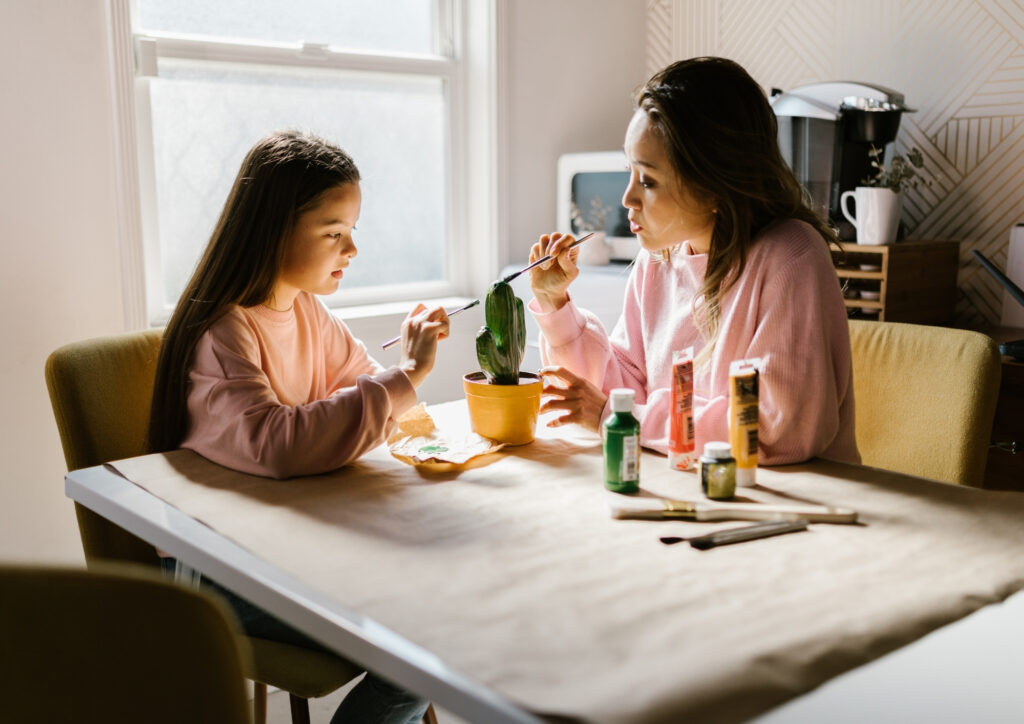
[529,57,859,466]
[148,130,444,723]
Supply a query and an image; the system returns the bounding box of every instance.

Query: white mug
[840,187,902,246]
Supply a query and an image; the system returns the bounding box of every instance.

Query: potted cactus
[462,280,542,445]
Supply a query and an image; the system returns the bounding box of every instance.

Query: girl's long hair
[147,130,360,453]
[635,57,836,365]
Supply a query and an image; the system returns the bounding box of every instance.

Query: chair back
[45,329,164,567]
[848,320,1002,486]
[0,563,251,724]
[44,330,370,721]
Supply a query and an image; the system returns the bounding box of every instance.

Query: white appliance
[556,151,638,261]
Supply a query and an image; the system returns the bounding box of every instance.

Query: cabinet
[831,240,960,323]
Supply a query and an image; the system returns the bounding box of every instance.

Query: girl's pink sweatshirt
[531,219,860,465]
[182,292,416,478]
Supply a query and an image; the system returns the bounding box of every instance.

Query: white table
[66,408,1024,723]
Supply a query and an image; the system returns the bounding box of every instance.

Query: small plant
[475,281,526,385]
[862,145,929,192]
[570,194,611,232]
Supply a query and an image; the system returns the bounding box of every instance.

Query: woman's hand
[399,303,449,388]
[539,365,608,432]
[529,232,580,313]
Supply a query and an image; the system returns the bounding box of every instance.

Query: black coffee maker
[771,82,914,240]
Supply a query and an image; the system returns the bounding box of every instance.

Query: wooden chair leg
[253,681,267,724]
[288,693,311,724]
[423,703,439,724]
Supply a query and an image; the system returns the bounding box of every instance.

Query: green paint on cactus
[475,281,526,385]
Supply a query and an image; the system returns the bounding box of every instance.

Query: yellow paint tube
[728,358,761,486]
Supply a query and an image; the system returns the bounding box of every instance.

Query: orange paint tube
[669,347,696,471]
[728,358,761,486]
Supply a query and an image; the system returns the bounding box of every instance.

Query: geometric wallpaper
[647,0,1024,327]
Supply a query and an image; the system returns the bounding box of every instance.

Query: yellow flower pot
[463,371,542,445]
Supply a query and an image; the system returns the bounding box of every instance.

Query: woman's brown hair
[147,130,360,453]
[635,57,836,364]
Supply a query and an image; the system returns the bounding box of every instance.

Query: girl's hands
[399,303,449,388]
[529,232,580,313]
[539,365,608,432]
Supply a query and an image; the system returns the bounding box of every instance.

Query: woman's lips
[629,220,642,233]
[331,269,344,279]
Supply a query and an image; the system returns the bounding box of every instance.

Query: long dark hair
[635,57,835,363]
[147,130,360,453]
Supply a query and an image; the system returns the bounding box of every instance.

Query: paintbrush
[380,299,480,351]
[499,232,596,283]
[609,497,858,524]
[380,233,594,351]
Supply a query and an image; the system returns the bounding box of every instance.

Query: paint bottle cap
[609,388,635,413]
[702,441,733,460]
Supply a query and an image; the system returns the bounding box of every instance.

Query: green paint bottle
[603,388,640,493]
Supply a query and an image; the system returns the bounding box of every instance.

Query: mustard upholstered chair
[45,331,365,724]
[0,562,251,724]
[848,320,1002,486]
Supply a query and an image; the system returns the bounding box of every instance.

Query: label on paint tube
[728,358,761,486]
[669,347,696,471]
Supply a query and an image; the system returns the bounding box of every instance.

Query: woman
[529,57,859,466]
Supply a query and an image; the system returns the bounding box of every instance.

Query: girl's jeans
[160,557,428,723]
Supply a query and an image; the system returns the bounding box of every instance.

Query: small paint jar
[699,441,736,500]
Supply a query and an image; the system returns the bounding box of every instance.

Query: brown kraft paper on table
[108,401,1024,724]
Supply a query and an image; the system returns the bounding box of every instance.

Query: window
[122,0,494,324]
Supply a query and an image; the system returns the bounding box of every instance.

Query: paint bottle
[603,388,640,493]
[668,347,696,471]
[698,441,737,500]
[728,358,761,486]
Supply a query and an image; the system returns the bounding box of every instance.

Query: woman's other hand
[399,303,449,388]
[539,365,608,432]
[529,232,580,313]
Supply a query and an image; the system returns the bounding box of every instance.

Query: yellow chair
[45,331,367,724]
[848,320,1002,486]
[0,562,251,724]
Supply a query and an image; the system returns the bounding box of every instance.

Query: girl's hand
[529,232,580,313]
[399,303,449,388]
[539,365,608,432]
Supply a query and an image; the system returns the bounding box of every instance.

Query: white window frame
[106,0,498,329]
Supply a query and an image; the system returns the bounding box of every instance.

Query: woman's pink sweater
[531,220,860,465]
[182,292,416,478]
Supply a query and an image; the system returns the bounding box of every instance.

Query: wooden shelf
[831,240,960,324]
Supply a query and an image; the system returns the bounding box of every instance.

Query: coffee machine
[771,81,914,240]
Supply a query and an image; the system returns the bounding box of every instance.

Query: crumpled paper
[388,403,504,469]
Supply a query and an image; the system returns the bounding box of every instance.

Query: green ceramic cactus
[475,281,526,384]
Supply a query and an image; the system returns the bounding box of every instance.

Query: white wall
[501,0,647,263]
[0,0,124,563]
[0,1,648,564]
